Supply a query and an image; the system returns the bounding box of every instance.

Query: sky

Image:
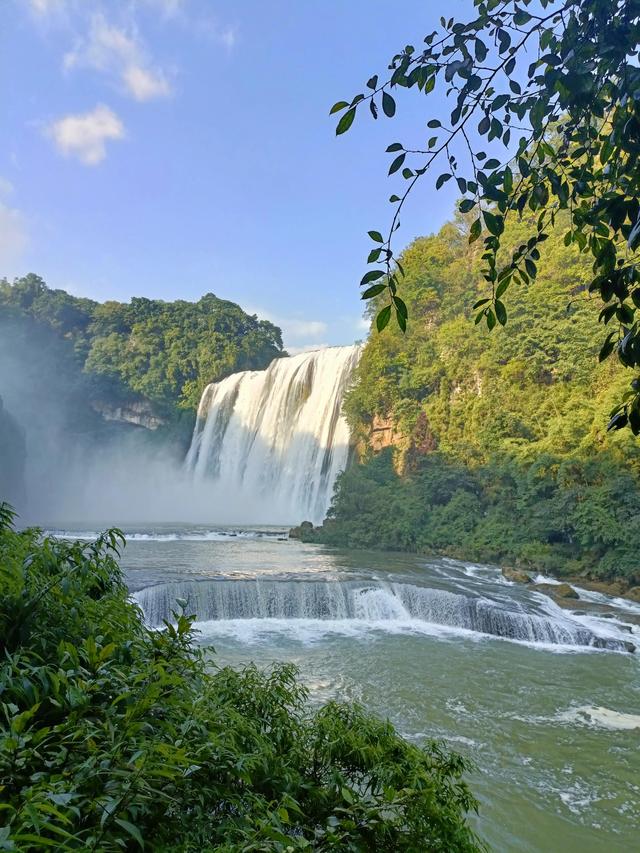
[1,0,471,352]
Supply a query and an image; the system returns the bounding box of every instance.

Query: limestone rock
[501,566,532,584]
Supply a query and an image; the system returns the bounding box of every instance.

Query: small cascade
[133,579,634,652]
[185,345,361,524]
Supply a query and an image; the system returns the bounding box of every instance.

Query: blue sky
[1,0,470,352]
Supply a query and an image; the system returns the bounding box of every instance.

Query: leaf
[368,230,384,243]
[329,101,349,115]
[360,270,385,285]
[469,219,482,242]
[486,308,497,330]
[599,331,617,362]
[393,295,408,319]
[459,198,475,213]
[367,248,381,263]
[386,143,403,152]
[427,119,441,128]
[115,819,144,848]
[335,108,356,135]
[367,75,378,90]
[436,173,452,190]
[361,283,387,299]
[472,298,490,309]
[483,211,503,236]
[376,304,392,331]
[495,299,507,325]
[524,258,537,279]
[382,91,396,117]
[388,153,406,175]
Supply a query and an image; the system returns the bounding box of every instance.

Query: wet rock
[531,582,579,600]
[502,566,532,584]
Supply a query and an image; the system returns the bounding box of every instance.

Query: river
[49,523,640,852]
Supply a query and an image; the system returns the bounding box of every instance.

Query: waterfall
[133,579,635,652]
[186,345,361,524]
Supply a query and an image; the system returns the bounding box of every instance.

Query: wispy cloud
[250,307,328,351]
[63,12,174,101]
[47,104,125,165]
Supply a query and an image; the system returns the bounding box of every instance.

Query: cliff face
[369,414,401,452]
[91,399,166,431]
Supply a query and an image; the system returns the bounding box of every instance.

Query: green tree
[333,0,640,433]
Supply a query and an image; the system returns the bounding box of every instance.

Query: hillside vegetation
[314,214,640,586]
[0,274,284,417]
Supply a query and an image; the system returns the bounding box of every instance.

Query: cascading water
[185,345,361,524]
[133,578,635,652]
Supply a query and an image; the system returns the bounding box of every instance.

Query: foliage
[314,217,640,584]
[0,274,284,415]
[0,503,484,851]
[333,0,640,434]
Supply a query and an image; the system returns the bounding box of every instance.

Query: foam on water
[557,706,640,731]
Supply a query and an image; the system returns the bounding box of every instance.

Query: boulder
[501,566,532,584]
[532,582,579,599]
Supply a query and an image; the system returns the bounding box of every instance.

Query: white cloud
[0,202,28,267]
[0,177,14,196]
[48,104,125,165]
[122,65,172,101]
[27,0,65,15]
[63,13,173,101]
[249,307,328,351]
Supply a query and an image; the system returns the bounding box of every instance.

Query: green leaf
[367,248,381,263]
[115,819,144,848]
[377,304,392,331]
[427,119,441,128]
[367,75,378,90]
[329,101,348,115]
[361,283,387,299]
[483,211,503,236]
[393,295,408,319]
[368,230,384,243]
[360,269,385,285]
[472,298,490,309]
[382,91,396,117]
[386,143,403,152]
[459,198,475,213]
[495,299,507,325]
[336,108,356,135]
[469,219,482,242]
[486,308,496,330]
[436,173,452,190]
[388,153,406,175]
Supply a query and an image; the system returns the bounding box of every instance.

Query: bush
[0,503,484,851]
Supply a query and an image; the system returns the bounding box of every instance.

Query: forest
[309,213,640,587]
[0,274,284,416]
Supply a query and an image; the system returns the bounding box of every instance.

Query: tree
[333,0,640,434]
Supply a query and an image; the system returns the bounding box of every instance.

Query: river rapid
[49,524,640,852]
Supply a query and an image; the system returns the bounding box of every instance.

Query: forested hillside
[0,274,284,419]
[314,213,640,586]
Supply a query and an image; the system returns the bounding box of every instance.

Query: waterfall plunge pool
[47,524,640,852]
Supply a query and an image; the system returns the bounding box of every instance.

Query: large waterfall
[186,345,361,524]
